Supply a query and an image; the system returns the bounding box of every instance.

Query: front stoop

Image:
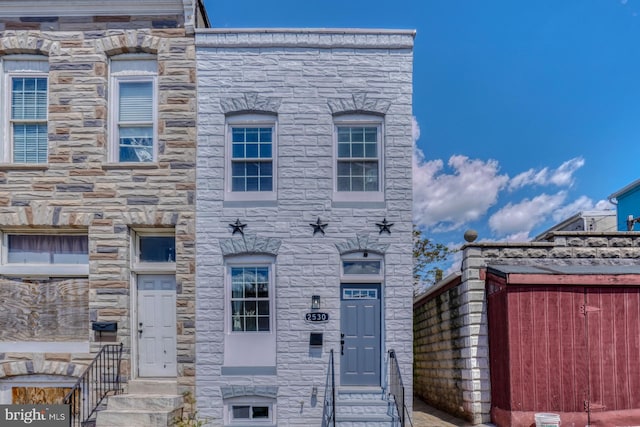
[335,387,399,427]
[95,380,183,427]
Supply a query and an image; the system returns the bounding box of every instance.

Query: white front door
[137,274,177,377]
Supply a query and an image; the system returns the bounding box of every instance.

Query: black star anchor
[310,217,328,236]
[376,218,394,235]
[229,219,247,235]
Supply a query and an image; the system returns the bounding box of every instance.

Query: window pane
[338,143,350,158]
[259,128,272,142]
[12,77,47,120]
[337,176,350,191]
[337,127,350,143]
[232,406,250,419]
[232,177,245,192]
[246,143,259,158]
[139,236,175,262]
[232,128,245,143]
[259,177,272,191]
[13,124,47,163]
[119,81,152,121]
[229,266,270,332]
[364,127,377,142]
[259,143,272,158]
[252,406,269,419]
[232,143,245,158]
[119,126,153,162]
[352,176,364,191]
[351,142,364,157]
[343,260,381,275]
[245,128,259,143]
[7,235,88,264]
[365,142,377,158]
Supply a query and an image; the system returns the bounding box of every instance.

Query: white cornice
[0,0,191,18]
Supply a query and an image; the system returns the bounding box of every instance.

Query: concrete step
[336,399,391,416]
[106,394,183,411]
[337,387,385,401]
[335,414,396,427]
[95,407,182,427]
[126,379,178,395]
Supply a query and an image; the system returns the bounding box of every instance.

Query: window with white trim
[1,57,49,163]
[223,255,276,368]
[109,56,157,163]
[224,397,275,425]
[0,232,89,351]
[333,115,384,203]
[130,230,176,273]
[226,114,277,201]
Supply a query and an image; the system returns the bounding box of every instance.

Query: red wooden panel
[507,285,586,413]
[486,274,511,411]
[586,287,640,411]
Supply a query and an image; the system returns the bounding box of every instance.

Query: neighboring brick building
[414,232,640,425]
[195,29,415,426]
[0,0,207,423]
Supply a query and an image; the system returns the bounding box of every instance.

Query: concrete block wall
[196,29,415,426]
[0,14,196,392]
[414,232,640,425]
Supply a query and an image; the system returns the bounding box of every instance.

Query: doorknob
[138,322,144,337]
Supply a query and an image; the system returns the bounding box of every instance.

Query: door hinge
[580,305,600,315]
[584,400,606,412]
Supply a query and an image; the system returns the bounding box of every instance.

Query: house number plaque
[305,312,329,322]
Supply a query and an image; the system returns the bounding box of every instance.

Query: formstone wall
[196,29,415,426]
[0,14,196,392]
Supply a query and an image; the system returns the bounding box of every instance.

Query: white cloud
[488,192,567,237]
[413,149,509,231]
[508,157,585,190]
[551,195,596,222]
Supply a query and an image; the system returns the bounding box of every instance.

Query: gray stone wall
[414,232,640,424]
[413,282,468,421]
[0,15,196,392]
[196,29,414,426]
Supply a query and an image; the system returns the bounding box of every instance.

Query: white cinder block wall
[195,29,415,426]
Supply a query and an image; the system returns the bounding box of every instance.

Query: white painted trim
[332,115,385,204]
[0,341,89,352]
[225,114,278,203]
[0,0,191,18]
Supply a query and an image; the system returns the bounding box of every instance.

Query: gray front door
[340,284,381,386]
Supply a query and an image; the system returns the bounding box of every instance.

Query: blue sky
[203,0,640,248]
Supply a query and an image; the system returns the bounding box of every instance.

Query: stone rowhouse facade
[414,231,640,424]
[0,3,199,397]
[195,29,415,426]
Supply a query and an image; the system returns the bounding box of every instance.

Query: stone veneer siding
[0,15,196,393]
[195,29,415,426]
[414,232,640,424]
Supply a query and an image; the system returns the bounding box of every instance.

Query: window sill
[0,163,48,171]
[0,264,89,276]
[102,163,159,170]
[221,366,277,376]
[332,200,386,209]
[223,200,278,208]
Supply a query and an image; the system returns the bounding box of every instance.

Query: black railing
[321,349,336,427]
[389,349,411,427]
[63,343,124,427]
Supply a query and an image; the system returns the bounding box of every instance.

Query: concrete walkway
[412,397,495,427]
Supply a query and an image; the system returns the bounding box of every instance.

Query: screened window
[6,235,88,264]
[230,266,270,332]
[110,57,157,163]
[231,126,273,192]
[337,126,380,192]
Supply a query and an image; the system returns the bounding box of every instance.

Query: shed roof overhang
[486,264,640,286]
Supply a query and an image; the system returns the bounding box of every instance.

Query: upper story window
[334,114,384,203]
[109,56,157,163]
[226,114,277,202]
[1,57,49,164]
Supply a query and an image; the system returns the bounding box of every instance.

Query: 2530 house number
[305,312,329,322]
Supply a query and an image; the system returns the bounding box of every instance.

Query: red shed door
[584,287,640,413]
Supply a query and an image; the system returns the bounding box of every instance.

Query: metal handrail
[321,349,336,427]
[389,349,412,427]
[63,343,124,427]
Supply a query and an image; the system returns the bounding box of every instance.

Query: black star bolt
[229,219,247,235]
[310,217,328,236]
[376,218,394,235]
